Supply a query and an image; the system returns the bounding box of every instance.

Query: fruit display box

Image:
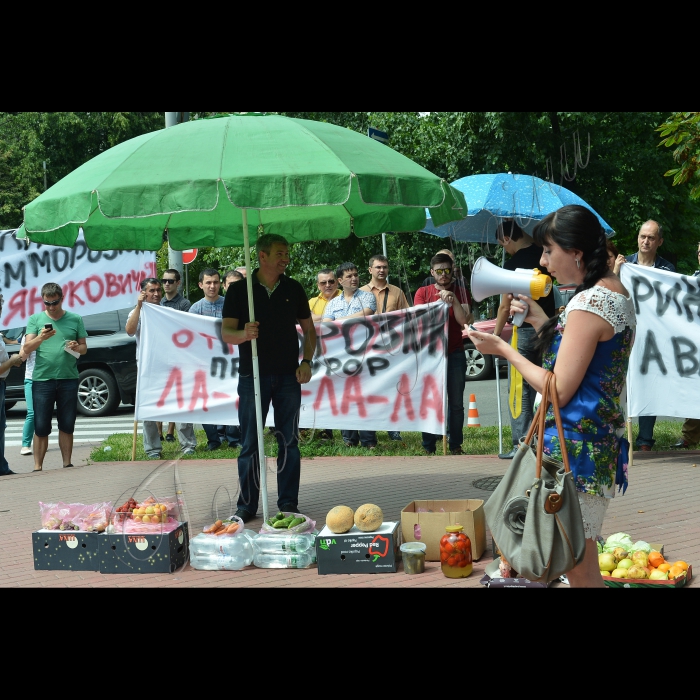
[33,531,100,572]
[401,500,487,562]
[603,565,692,589]
[316,522,400,575]
[99,523,189,575]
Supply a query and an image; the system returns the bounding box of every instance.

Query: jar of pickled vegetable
[440,525,473,578]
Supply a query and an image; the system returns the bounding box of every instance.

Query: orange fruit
[657,563,672,574]
[649,552,665,569]
[668,565,686,580]
[672,561,689,572]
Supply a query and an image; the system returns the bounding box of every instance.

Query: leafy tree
[658,112,700,200]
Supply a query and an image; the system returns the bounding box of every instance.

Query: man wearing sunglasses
[157,270,191,443]
[160,269,192,312]
[309,269,341,323]
[414,254,471,456]
[22,283,88,472]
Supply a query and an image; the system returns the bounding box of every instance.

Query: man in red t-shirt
[414,253,472,455]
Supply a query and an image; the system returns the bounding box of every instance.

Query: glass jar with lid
[440,525,473,579]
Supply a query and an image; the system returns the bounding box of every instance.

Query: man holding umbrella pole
[222,234,317,524]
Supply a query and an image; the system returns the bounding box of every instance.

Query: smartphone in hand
[45,324,53,331]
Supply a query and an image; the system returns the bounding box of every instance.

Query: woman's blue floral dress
[541,286,636,498]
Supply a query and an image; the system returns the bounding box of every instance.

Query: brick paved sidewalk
[1,448,697,588]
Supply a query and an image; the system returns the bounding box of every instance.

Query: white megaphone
[471,257,553,327]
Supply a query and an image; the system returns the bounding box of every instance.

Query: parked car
[463,318,514,382]
[2,308,137,417]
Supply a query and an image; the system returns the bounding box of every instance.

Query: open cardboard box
[402,500,486,562]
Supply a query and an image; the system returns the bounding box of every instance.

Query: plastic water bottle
[190,535,253,560]
[253,552,315,569]
[253,533,315,554]
[190,541,254,571]
[190,551,248,571]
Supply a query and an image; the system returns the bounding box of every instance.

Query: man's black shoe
[499,447,518,460]
[672,439,691,450]
[0,470,16,477]
[228,442,241,449]
[206,443,221,452]
[235,509,256,524]
[165,435,176,443]
[279,504,299,515]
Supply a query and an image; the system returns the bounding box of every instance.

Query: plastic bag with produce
[259,512,316,536]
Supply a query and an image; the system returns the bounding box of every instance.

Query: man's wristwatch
[300,359,312,367]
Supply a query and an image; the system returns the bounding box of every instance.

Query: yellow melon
[354,504,384,533]
[326,506,355,534]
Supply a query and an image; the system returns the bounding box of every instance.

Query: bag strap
[523,372,572,478]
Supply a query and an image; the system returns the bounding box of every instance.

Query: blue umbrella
[423,173,615,243]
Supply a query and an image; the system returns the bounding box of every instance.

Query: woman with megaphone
[468,205,637,588]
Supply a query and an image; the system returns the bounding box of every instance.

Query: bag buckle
[544,493,563,515]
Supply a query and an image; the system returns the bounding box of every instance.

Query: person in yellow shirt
[309,269,341,322]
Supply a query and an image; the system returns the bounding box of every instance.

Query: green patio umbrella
[19,113,468,521]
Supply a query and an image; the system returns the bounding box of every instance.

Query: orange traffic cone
[468,394,481,428]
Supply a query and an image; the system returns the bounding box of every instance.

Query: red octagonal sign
[183,249,198,265]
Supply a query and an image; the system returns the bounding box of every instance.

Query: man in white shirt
[125,279,198,460]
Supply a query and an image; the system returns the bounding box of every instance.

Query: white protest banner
[136,303,449,434]
[621,264,700,419]
[0,229,157,328]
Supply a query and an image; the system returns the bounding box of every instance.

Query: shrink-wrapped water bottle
[253,552,315,569]
[253,533,315,555]
[190,538,254,570]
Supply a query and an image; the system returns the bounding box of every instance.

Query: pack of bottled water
[189,533,254,571]
[252,531,319,569]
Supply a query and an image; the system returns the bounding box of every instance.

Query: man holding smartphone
[22,283,87,472]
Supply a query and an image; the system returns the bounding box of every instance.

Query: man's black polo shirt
[223,271,311,377]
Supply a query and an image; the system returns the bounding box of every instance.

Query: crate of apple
[133,504,169,525]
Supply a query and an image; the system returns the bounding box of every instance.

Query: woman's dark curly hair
[533,205,609,352]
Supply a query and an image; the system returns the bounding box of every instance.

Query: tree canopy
[3,111,699,305]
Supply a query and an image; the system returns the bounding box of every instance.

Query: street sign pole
[165,112,190,278]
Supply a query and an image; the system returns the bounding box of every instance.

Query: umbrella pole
[243,210,270,524]
[132,421,138,462]
[495,358,504,455]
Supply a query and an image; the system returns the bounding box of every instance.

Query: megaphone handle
[512,302,529,328]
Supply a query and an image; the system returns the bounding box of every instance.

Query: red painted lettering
[314,377,339,416]
[84,275,105,303]
[199,333,217,351]
[65,280,86,307]
[391,374,416,423]
[105,273,122,298]
[340,376,367,417]
[3,289,27,326]
[29,286,44,316]
[157,368,185,409]
[189,370,209,412]
[173,330,195,348]
[212,392,231,401]
[420,375,444,424]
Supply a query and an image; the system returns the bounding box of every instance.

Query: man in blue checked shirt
[620,221,675,453]
[323,262,378,449]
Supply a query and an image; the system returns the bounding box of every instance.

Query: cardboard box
[99,523,189,575]
[402,500,486,562]
[33,531,100,572]
[603,565,692,589]
[316,523,400,575]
